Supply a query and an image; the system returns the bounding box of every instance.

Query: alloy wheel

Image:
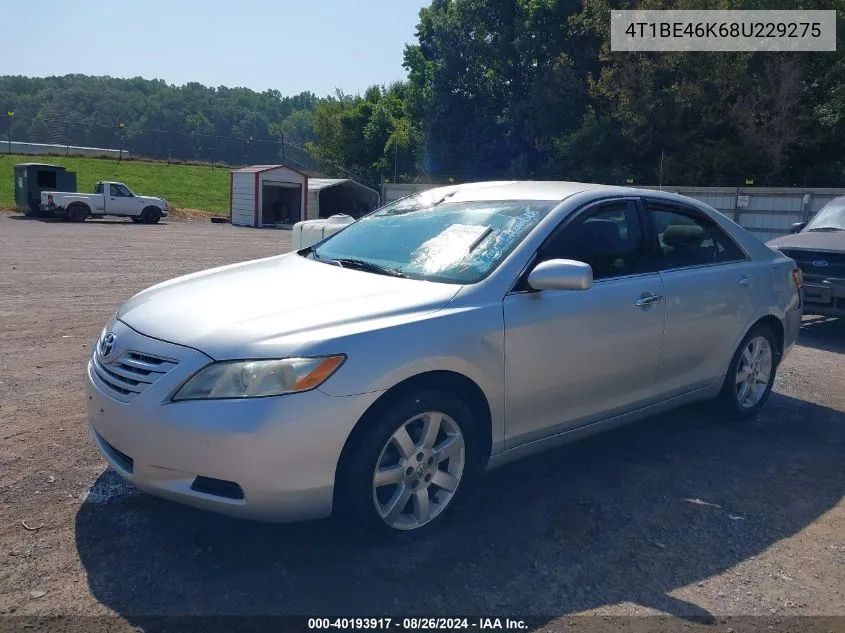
[371,411,465,531]
[735,335,773,410]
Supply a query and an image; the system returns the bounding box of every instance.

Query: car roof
[422,180,677,203]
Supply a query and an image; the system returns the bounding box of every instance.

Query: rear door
[644,199,761,399]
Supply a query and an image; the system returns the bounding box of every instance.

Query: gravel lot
[0,214,843,632]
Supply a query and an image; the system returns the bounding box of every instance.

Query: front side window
[540,200,648,280]
[109,184,132,197]
[309,198,557,284]
[650,207,746,269]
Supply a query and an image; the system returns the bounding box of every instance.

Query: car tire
[336,389,481,540]
[140,207,162,224]
[717,324,779,420]
[68,204,88,223]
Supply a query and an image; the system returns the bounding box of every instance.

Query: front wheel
[337,390,478,538]
[140,207,162,224]
[717,324,779,420]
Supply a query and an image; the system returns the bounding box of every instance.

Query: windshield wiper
[332,258,409,278]
[808,226,845,232]
[302,247,407,278]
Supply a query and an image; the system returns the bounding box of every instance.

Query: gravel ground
[0,214,843,632]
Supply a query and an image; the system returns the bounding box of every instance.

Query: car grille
[92,350,179,401]
[778,249,845,281]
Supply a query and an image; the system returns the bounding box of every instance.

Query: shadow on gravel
[799,315,845,354]
[75,392,845,629]
[8,214,168,225]
[7,214,64,222]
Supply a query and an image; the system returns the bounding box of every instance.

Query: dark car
[768,196,845,317]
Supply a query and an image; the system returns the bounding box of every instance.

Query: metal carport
[307,179,380,219]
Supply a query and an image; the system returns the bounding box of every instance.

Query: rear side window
[95,183,104,194]
[649,205,747,269]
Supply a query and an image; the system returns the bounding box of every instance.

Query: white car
[41,181,169,223]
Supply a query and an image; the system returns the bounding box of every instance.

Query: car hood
[767,230,845,252]
[117,253,461,359]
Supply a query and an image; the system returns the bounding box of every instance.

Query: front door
[503,199,666,448]
[108,183,139,215]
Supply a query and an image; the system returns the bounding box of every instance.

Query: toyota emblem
[99,332,116,358]
[812,260,829,268]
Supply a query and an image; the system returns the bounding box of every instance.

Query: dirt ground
[0,214,844,632]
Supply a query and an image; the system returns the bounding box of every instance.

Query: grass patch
[0,154,230,214]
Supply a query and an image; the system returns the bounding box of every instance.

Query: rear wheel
[717,324,779,420]
[140,207,162,224]
[336,389,478,539]
[67,204,89,223]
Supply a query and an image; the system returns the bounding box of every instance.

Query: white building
[229,165,380,228]
[229,165,309,228]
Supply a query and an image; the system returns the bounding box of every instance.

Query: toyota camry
[87,181,803,536]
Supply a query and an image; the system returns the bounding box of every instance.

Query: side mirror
[527,259,593,291]
[790,222,806,234]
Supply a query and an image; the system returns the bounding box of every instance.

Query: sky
[1,0,427,97]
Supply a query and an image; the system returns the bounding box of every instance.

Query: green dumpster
[13,163,77,217]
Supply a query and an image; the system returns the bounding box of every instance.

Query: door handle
[635,293,663,307]
[738,275,751,287]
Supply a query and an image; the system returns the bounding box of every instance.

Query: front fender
[139,197,165,209]
[315,305,507,454]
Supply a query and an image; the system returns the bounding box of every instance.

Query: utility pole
[65,119,70,156]
[394,145,399,183]
[658,148,664,189]
[6,110,13,155]
[118,120,125,161]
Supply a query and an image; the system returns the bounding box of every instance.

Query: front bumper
[86,321,381,522]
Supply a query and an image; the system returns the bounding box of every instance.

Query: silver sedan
[87,181,803,536]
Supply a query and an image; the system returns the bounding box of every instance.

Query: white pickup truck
[40,181,170,223]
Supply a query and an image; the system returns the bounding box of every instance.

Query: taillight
[792,267,803,308]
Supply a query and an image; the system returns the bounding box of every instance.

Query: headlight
[171,355,346,401]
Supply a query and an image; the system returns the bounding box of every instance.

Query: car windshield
[307,196,557,284]
[805,200,845,231]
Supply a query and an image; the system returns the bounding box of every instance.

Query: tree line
[2,0,845,187]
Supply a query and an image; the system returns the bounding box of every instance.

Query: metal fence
[382,183,845,243]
